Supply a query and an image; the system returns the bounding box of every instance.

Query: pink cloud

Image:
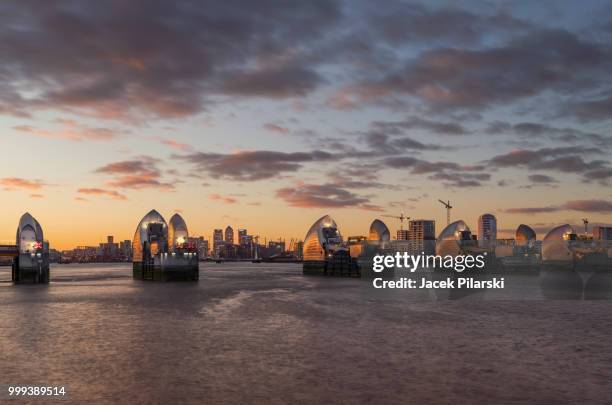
[263,123,290,134]
[77,188,127,200]
[1,177,46,190]
[209,193,237,204]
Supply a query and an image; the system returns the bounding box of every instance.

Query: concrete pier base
[303,253,360,277]
[133,261,199,281]
[12,255,49,284]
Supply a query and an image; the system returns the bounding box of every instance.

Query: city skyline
[2,207,610,252]
[2,0,612,249]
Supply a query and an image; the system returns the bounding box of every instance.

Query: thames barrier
[1,212,50,283]
[302,214,612,280]
[132,210,199,281]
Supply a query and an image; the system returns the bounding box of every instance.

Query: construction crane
[582,218,589,234]
[382,213,410,230]
[438,199,452,226]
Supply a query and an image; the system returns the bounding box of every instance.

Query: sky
[1,0,612,249]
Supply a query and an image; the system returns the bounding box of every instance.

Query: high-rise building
[213,229,224,256]
[396,230,409,240]
[294,240,304,260]
[238,228,248,244]
[478,213,497,246]
[408,220,435,254]
[188,236,209,258]
[99,236,119,260]
[201,239,209,258]
[594,226,612,240]
[120,239,132,260]
[268,240,285,253]
[225,226,234,245]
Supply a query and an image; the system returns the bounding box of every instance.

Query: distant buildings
[213,229,223,255]
[396,229,409,240]
[268,240,285,253]
[119,240,132,259]
[407,219,436,255]
[294,240,304,260]
[478,213,497,246]
[389,220,436,254]
[188,236,209,258]
[225,226,234,245]
[207,224,299,260]
[594,226,612,240]
[238,228,247,244]
[66,245,98,262]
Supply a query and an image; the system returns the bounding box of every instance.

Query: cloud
[362,132,443,155]
[331,29,612,113]
[485,121,610,148]
[13,123,121,141]
[488,147,608,176]
[504,206,561,215]
[528,174,558,184]
[276,183,382,211]
[584,168,612,183]
[562,96,612,122]
[0,177,46,190]
[77,188,127,200]
[0,0,340,120]
[1,1,611,127]
[562,199,612,213]
[209,193,237,204]
[384,156,489,187]
[330,175,395,190]
[263,123,290,134]
[428,172,490,188]
[370,117,468,136]
[94,156,174,190]
[29,193,44,199]
[153,137,192,151]
[219,65,323,98]
[174,150,335,181]
[504,199,612,214]
[95,159,156,174]
[366,3,530,45]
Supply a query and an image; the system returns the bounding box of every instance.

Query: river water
[1,263,611,404]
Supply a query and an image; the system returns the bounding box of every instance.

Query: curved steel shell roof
[515,224,536,244]
[16,212,44,254]
[132,209,168,261]
[368,219,390,242]
[436,220,471,256]
[542,224,574,262]
[303,215,343,261]
[168,213,189,251]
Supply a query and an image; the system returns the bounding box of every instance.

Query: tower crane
[382,213,410,230]
[438,199,452,226]
[582,218,589,234]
